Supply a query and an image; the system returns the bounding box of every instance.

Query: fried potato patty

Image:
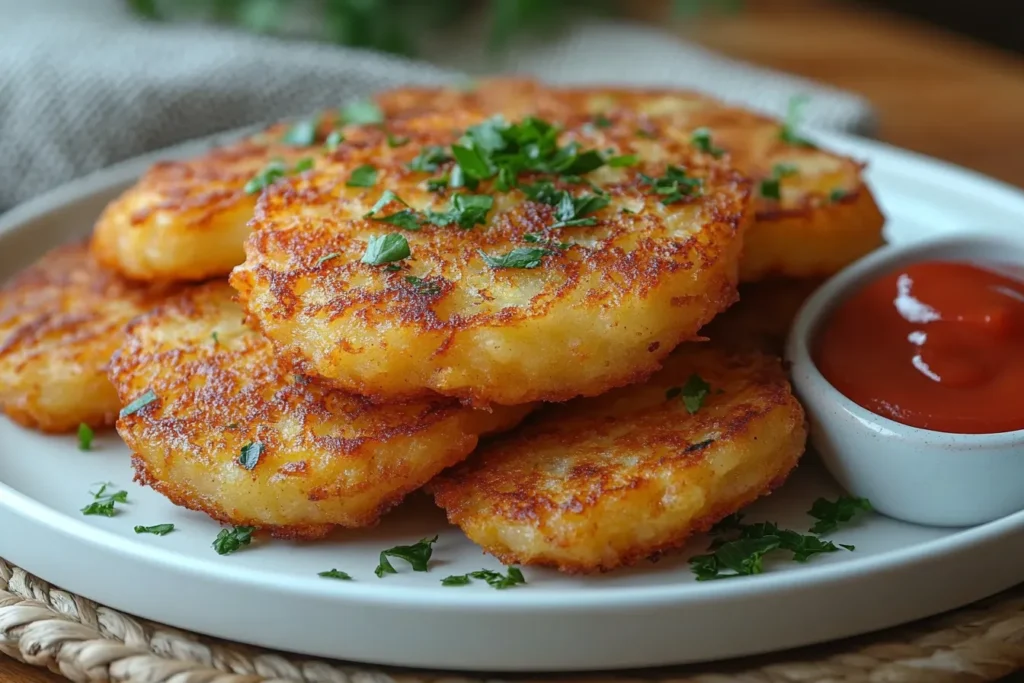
[0,243,175,432]
[231,111,751,406]
[431,345,807,573]
[377,79,886,281]
[109,282,531,539]
[90,117,343,283]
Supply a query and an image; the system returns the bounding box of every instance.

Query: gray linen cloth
[0,0,875,212]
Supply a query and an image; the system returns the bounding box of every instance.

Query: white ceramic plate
[2,129,1024,673]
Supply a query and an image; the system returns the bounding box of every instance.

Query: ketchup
[814,260,1024,434]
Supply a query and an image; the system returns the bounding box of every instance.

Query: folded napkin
[0,0,875,212]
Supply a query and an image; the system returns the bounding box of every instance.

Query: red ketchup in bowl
[814,260,1024,434]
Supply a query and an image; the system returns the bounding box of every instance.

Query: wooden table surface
[3,1,1023,681]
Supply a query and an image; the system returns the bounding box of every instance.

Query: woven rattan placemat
[2,558,1023,683]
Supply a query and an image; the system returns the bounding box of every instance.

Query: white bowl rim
[786,232,1024,447]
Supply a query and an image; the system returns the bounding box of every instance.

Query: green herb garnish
[120,389,157,418]
[829,188,848,202]
[282,118,318,146]
[324,130,344,152]
[77,423,94,451]
[666,374,711,414]
[244,158,312,195]
[608,154,639,168]
[364,190,423,231]
[808,496,872,535]
[361,233,411,266]
[478,247,553,269]
[375,535,438,577]
[317,252,341,266]
[404,275,443,296]
[759,164,799,201]
[340,99,384,125]
[442,567,526,589]
[425,193,494,230]
[318,569,353,580]
[238,441,264,470]
[550,192,609,228]
[593,114,613,128]
[408,146,452,172]
[779,95,812,146]
[387,134,410,148]
[690,127,724,157]
[213,525,255,555]
[346,164,378,188]
[134,524,175,536]
[81,484,128,517]
[640,165,702,204]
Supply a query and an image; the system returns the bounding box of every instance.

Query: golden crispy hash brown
[0,243,175,433]
[90,117,344,283]
[231,109,751,407]
[430,345,807,573]
[109,282,531,539]
[377,78,886,281]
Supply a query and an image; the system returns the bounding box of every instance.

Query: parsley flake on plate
[318,569,353,580]
[375,535,438,577]
[690,127,725,158]
[213,525,255,555]
[135,523,175,536]
[442,567,526,589]
[77,423,94,451]
[478,247,553,270]
[81,484,128,517]
[119,388,157,418]
[324,130,344,152]
[808,496,873,534]
[238,441,264,470]
[346,164,378,188]
[362,233,411,266]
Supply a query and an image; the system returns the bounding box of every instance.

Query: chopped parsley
[134,524,175,536]
[213,526,255,555]
[281,118,318,146]
[324,130,344,152]
[244,157,313,195]
[364,191,424,231]
[808,496,872,534]
[318,569,353,580]
[375,535,438,577]
[211,330,219,345]
[666,373,711,414]
[689,497,871,580]
[119,389,157,418]
[387,133,410,148]
[593,114,613,128]
[77,423,94,451]
[361,233,411,266]
[404,275,443,296]
[340,99,384,125]
[346,164,378,188]
[425,193,494,230]
[760,163,799,200]
[779,95,812,146]
[608,154,639,168]
[550,192,609,228]
[238,441,264,470]
[425,176,449,191]
[523,233,571,250]
[829,188,849,202]
[316,252,341,266]
[479,247,553,269]
[81,484,128,517]
[442,567,526,589]
[407,146,451,172]
[690,127,725,158]
[640,165,702,204]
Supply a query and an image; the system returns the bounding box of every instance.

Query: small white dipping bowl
[786,234,1024,528]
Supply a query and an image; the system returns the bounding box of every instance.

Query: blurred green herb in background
[126,0,744,58]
